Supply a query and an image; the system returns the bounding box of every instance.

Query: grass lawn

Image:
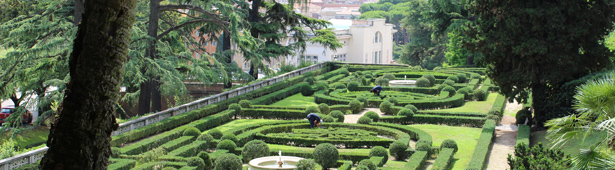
[530,130,607,156]
[206,119,279,134]
[271,93,317,107]
[409,124,482,170]
[426,93,499,114]
[0,126,49,149]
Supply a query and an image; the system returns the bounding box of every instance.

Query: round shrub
[359,159,377,170]
[516,108,533,125]
[440,139,458,153]
[305,106,321,114]
[294,159,317,170]
[447,75,459,83]
[386,97,398,105]
[187,157,206,170]
[345,110,353,115]
[397,109,414,118]
[228,103,242,115]
[300,83,314,96]
[356,165,370,170]
[238,100,252,108]
[416,77,431,87]
[416,139,433,146]
[364,74,374,79]
[349,99,363,113]
[379,101,392,114]
[330,111,345,122]
[354,71,363,76]
[375,77,389,86]
[364,111,380,122]
[433,66,442,70]
[208,129,223,139]
[334,83,346,90]
[357,116,373,124]
[422,74,436,86]
[369,146,389,166]
[318,103,330,115]
[315,83,327,91]
[389,140,408,160]
[361,77,368,85]
[412,65,423,70]
[457,88,470,100]
[474,89,488,101]
[339,69,350,76]
[216,139,237,151]
[471,73,481,79]
[404,104,418,113]
[221,133,238,143]
[357,96,368,107]
[322,115,335,123]
[241,140,270,162]
[214,153,242,170]
[197,133,216,149]
[313,143,339,169]
[183,127,201,137]
[443,79,455,86]
[442,85,456,96]
[162,167,176,170]
[416,142,432,155]
[456,73,467,83]
[383,73,396,80]
[198,151,213,169]
[347,81,360,91]
[303,76,316,85]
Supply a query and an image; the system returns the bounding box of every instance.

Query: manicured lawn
[271,93,318,107]
[530,130,607,156]
[409,124,482,170]
[427,93,499,114]
[0,126,49,149]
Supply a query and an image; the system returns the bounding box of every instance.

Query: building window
[375,32,382,43]
[379,51,382,63]
[313,56,318,62]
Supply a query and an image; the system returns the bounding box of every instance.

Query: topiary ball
[220,133,238,143]
[516,108,532,125]
[330,111,345,122]
[214,153,242,170]
[357,116,373,124]
[197,133,216,149]
[300,83,314,96]
[416,142,432,155]
[364,111,380,122]
[294,159,317,170]
[349,99,363,113]
[241,140,270,162]
[416,77,431,87]
[442,85,456,96]
[339,69,350,76]
[471,73,481,80]
[216,139,237,151]
[187,157,206,170]
[357,97,368,107]
[358,159,377,170]
[379,101,392,114]
[315,83,327,91]
[183,127,201,137]
[457,88,470,100]
[456,73,467,83]
[313,143,339,169]
[198,151,213,169]
[474,89,488,101]
[318,103,330,115]
[422,74,436,86]
[383,73,396,81]
[397,109,414,118]
[305,106,321,114]
[356,165,370,170]
[228,103,242,115]
[208,129,223,139]
[238,100,252,108]
[443,79,455,87]
[369,146,388,166]
[334,83,346,90]
[385,97,398,105]
[303,76,316,85]
[347,81,360,91]
[322,115,335,123]
[440,139,458,153]
[404,104,418,113]
[375,77,389,86]
[389,140,408,160]
[447,75,459,83]
[416,139,433,146]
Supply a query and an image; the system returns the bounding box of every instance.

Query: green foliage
[440,139,458,153]
[216,139,236,151]
[441,86,456,96]
[507,143,570,170]
[358,159,377,170]
[467,120,496,170]
[431,148,455,170]
[404,151,428,170]
[334,83,346,90]
[220,133,238,144]
[365,111,380,122]
[305,106,321,114]
[442,80,455,86]
[322,115,335,123]
[339,69,350,76]
[294,159,317,170]
[515,108,532,125]
[389,140,408,160]
[214,153,242,170]
[187,157,206,170]
[0,139,17,159]
[197,133,215,149]
[228,104,242,115]
[446,75,459,83]
[111,147,121,158]
[474,89,488,101]
[379,101,393,114]
[421,74,436,87]
[369,146,388,166]
[313,143,339,169]
[208,129,223,139]
[375,77,389,86]
[356,165,369,170]
[456,73,467,83]
[241,140,269,162]
[183,127,201,137]
[457,87,472,100]
[349,99,363,113]
[318,103,330,115]
[238,100,252,108]
[358,116,373,124]
[383,73,396,80]
[386,97,398,105]
[330,111,345,122]
[347,81,360,91]
[516,125,530,145]
[416,78,431,87]
[197,152,213,170]
[397,109,414,118]
[404,104,418,113]
[300,83,314,96]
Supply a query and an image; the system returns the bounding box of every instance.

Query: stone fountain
[248,151,304,170]
[389,75,417,87]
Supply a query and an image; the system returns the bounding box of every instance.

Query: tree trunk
[9,93,22,108]
[40,0,136,169]
[151,78,161,112]
[248,0,261,80]
[138,0,161,115]
[73,0,85,26]
[249,62,258,80]
[223,32,232,88]
[137,80,151,115]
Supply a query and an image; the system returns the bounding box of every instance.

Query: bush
[416,78,431,87]
[356,165,370,170]
[198,151,213,170]
[441,86,456,96]
[318,103,330,115]
[333,83,346,90]
[508,143,570,170]
[416,142,431,155]
[197,133,216,149]
[322,115,335,123]
[208,129,223,139]
[111,147,121,158]
[214,153,242,170]
[221,133,238,143]
[357,96,368,107]
[187,157,206,170]
[389,140,408,160]
[364,74,374,79]
[471,74,481,80]
[347,81,360,91]
[304,76,316,85]
[359,159,377,170]
[238,100,252,108]
[422,74,436,87]
[294,159,317,170]
[397,109,414,118]
[369,146,388,166]
[379,101,392,114]
[383,73,396,80]
[440,139,458,153]
[216,139,237,151]
[404,104,418,113]
[446,75,459,83]
[182,127,201,137]
[474,89,488,101]
[361,78,368,85]
[349,99,363,113]
[364,111,380,122]
[330,111,345,122]
[386,97,398,105]
[315,83,327,91]
[456,73,467,83]
[162,167,176,170]
[241,140,270,162]
[340,69,350,76]
[375,77,389,86]
[358,116,373,124]
[300,83,314,96]
[516,108,533,125]
[228,103,242,115]
[443,79,455,86]
[313,143,339,169]
[305,106,321,114]
[457,88,470,100]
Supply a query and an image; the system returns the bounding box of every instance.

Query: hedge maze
[107,63,505,170]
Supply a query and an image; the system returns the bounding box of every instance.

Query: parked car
[0,106,33,125]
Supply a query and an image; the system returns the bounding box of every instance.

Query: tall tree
[40,0,137,169]
[399,0,446,69]
[466,0,615,127]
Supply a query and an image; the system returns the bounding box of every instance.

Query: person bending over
[370,85,383,96]
[306,113,321,128]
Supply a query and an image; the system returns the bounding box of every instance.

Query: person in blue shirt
[306,113,321,128]
[370,85,383,96]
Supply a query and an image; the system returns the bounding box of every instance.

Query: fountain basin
[248,156,304,170]
[389,80,417,87]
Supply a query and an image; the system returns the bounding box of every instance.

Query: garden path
[343,108,389,124]
[486,100,522,170]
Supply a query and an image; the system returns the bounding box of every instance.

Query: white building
[287,19,396,65]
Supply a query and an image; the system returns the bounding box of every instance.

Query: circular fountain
[389,80,417,87]
[248,151,304,170]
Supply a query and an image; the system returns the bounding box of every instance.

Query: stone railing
[0,148,46,170]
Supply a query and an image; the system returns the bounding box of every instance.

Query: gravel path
[486,100,523,170]
[343,108,388,124]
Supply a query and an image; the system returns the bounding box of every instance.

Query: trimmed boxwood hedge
[108,158,137,170]
[404,151,429,170]
[517,125,530,145]
[239,108,305,119]
[432,148,455,170]
[379,114,485,127]
[467,120,496,170]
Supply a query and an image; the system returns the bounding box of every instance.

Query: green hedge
[517,125,530,145]
[379,115,485,127]
[400,94,465,110]
[240,108,306,119]
[417,111,487,118]
[316,67,348,81]
[159,136,195,153]
[166,141,207,157]
[370,123,432,145]
[108,158,136,170]
[337,160,353,170]
[250,105,305,110]
[369,156,385,167]
[466,120,496,170]
[404,151,429,170]
[252,82,309,105]
[432,148,455,170]
[269,148,369,164]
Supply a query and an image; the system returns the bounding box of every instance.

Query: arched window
[374,32,382,43]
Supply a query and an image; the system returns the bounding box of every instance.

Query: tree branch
[159,5,229,20]
[259,12,289,22]
[157,18,230,40]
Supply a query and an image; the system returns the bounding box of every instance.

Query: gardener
[370,85,383,96]
[306,113,322,128]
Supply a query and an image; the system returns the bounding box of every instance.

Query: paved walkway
[343,108,388,124]
[486,101,522,170]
